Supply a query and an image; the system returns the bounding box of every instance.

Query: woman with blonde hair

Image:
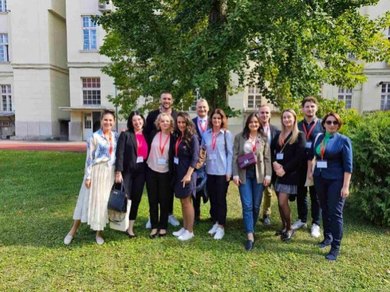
[146,112,175,238]
[271,109,306,241]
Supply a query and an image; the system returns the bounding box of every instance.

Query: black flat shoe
[149,232,158,239]
[281,229,295,242]
[158,232,167,237]
[245,240,254,251]
[274,229,286,236]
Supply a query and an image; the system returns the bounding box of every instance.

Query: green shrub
[349,111,390,227]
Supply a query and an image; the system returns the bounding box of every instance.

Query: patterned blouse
[84,129,118,180]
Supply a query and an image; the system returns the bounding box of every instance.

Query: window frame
[247,86,262,110]
[337,88,352,109]
[380,83,390,111]
[0,33,9,62]
[0,0,7,13]
[82,16,97,51]
[1,84,12,112]
[82,77,101,105]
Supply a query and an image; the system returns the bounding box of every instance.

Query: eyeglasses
[325,120,339,125]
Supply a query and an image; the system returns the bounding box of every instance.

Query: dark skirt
[174,172,197,198]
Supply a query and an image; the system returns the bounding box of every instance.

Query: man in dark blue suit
[192,98,210,223]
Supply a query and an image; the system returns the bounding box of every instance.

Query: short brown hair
[301,96,319,107]
[322,112,342,130]
[209,108,228,129]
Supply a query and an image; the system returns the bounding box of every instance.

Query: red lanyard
[198,119,207,133]
[159,132,170,155]
[302,120,317,140]
[104,131,113,155]
[320,138,327,160]
[249,136,257,152]
[175,136,182,156]
[136,132,143,156]
[211,132,218,150]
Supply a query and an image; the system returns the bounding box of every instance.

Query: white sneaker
[311,223,321,238]
[145,218,151,229]
[178,230,194,241]
[168,215,180,226]
[292,219,307,230]
[64,234,73,245]
[172,227,186,237]
[208,223,219,235]
[213,227,225,240]
[96,236,105,245]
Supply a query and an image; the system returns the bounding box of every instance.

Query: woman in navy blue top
[171,112,199,241]
[308,112,352,261]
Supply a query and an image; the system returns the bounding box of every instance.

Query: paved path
[0,140,86,152]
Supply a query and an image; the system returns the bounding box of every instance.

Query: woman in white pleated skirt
[64,110,118,245]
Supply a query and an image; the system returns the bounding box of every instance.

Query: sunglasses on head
[325,120,339,125]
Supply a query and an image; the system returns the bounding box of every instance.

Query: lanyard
[103,131,113,155]
[159,132,170,156]
[249,136,257,152]
[136,132,144,156]
[175,136,182,157]
[320,136,329,160]
[198,119,207,133]
[211,131,218,150]
[302,120,317,140]
[279,135,292,153]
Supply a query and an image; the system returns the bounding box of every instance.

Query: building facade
[0,0,389,140]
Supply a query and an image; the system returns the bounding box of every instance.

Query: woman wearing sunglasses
[307,112,353,261]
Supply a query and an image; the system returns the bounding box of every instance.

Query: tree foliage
[97,0,390,117]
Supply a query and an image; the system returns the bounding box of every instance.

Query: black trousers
[296,184,321,225]
[146,167,173,229]
[207,174,229,226]
[122,162,146,221]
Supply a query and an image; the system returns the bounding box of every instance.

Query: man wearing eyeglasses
[258,104,280,226]
[293,96,323,238]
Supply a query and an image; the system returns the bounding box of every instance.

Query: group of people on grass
[64,92,352,261]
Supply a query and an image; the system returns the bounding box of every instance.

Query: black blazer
[115,130,146,173]
[147,129,175,175]
[271,131,306,185]
[144,109,178,140]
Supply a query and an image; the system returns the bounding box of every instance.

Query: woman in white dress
[64,110,118,245]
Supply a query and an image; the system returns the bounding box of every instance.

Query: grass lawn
[0,150,389,291]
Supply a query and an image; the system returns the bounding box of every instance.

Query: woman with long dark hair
[115,111,148,237]
[233,112,272,250]
[64,110,118,245]
[171,112,199,241]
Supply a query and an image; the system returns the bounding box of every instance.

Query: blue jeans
[239,170,264,234]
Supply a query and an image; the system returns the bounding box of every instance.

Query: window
[1,84,12,112]
[247,86,261,109]
[380,83,390,110]
[338,88,352,109]
[82,16,97,50]
[0,0,7,12]
[82,77,101,105]
[0,34,9,62]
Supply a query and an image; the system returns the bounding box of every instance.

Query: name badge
[209,153,217,160]
[317,160,328,168]
[136,156,144,163]
[276,153,284,160]
[305,142,312,149]
[174,157,179,165]
[157,158,167,165]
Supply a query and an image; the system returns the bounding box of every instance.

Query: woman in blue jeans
[233,113,272,250]
[307,112,352,261]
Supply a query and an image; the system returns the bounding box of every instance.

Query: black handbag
[107,183,127,212]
